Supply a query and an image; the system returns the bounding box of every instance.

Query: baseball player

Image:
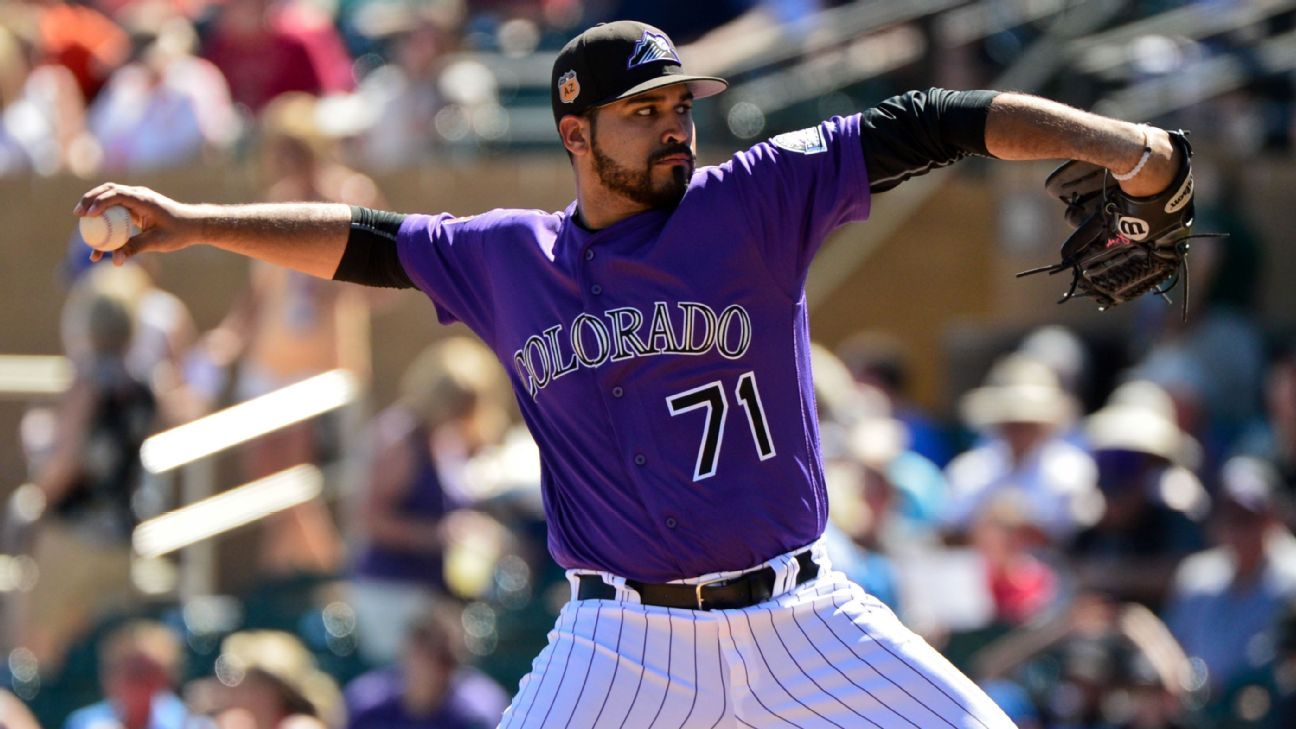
[76,20,1193,728]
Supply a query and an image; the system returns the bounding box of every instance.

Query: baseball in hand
[79,205,139,252]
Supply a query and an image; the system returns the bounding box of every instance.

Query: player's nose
[661,115,690,146]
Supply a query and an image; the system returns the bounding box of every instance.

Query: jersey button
[591,284,603,295]
[634,454,646,466]
[665,517,677,529]
[611,386,624,398]
[584,249,595,261]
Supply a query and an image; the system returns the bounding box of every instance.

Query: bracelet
[1111,125,1152,181]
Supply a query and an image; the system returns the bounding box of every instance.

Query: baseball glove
[1019,129,1217,316]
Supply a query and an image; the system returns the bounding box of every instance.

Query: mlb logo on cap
[558,71,580,104]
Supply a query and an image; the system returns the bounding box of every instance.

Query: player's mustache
[649,145,694,164]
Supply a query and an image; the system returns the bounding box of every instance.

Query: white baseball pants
[498,543,1016,728]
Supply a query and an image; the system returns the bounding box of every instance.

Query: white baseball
[79,205,138,252]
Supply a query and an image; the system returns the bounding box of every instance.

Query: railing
[0,356,72,399]
[0,363,365,698]
[1,366,363,598]
[133,464,324,559]
[135,369,363,599]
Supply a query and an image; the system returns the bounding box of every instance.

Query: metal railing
[1,365,363,596]
[135,369,363,599]
[0,356,72,399]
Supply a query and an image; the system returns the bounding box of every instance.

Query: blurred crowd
[0,0,1291,178]
[2,0,1296,728]
[0,0,858,177]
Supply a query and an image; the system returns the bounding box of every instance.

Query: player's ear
[559,115,591,156]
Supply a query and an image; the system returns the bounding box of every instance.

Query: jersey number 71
[666,371,776,481]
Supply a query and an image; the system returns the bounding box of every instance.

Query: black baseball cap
[551,21,727,127]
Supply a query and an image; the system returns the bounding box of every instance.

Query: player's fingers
[88,249,104,263]
[73,183,119,216]
[117,227,175,259]
[104,228,147,266]
[83,188,151,219]
[80,186,171,231]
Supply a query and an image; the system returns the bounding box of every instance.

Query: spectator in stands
[943,353,1097,542]
[0,24,33,174]
[1269,601,1296,727]
[209,631,342,729]
[837,329,953,467]
[205,93,384,577]
[1163,456,1296,695]
[350,336,513,665]
[1071,380,1209,605]
[202,0,353,112]
[0,689,41,729]
[354,7,458,169]
[814,342,948,542]
[974,595,1192,729]
[63,620,197,729]
[344,603,508,729]
[1235,341,1296,496]
[971,494,1059,626]
[88,13,239,172]
[817,340,948,613]
[978,680,1042,729]
[61,262,215,427]
[1017,324,1093,416]
[33,0,130,102]
[822,414,908,612]
[0,21,96,176]
[15,280,156,673]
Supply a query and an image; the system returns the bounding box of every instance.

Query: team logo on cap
[558,70,580,104]
[627,30,680,69]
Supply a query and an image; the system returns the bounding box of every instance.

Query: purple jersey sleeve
[395,209,563,337]
[698,114,871,294]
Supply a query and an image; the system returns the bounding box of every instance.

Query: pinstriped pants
[498,544,1017,728]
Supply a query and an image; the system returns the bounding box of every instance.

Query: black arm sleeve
[860,88,1000,193]
[332,206,415,288]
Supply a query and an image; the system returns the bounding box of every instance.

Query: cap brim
[604,75,728,106]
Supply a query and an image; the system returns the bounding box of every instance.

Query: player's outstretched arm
[983,92,1177,197]
[73,183,351,280]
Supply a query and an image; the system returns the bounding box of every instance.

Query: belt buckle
[694,575,732,610]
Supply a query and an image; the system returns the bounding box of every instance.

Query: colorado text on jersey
[511,301,753,398]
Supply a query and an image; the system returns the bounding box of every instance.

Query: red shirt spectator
[203,0,352,112]
[37,2,130,101]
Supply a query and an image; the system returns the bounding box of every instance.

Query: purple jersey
[397,115,871,582]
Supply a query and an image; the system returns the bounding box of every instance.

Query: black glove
[1020,130,1213,314]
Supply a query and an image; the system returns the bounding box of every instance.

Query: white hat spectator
[960,353,1075,429]
[1086,380,1201,468]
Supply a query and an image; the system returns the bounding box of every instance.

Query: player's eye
[676,104,693,115]
[635,107,655,117]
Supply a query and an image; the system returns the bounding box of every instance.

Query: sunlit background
[1,1,1295,727]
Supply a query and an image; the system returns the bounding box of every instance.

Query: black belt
[576,551,819,611]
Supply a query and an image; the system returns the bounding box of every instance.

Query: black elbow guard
[333,206,415,288]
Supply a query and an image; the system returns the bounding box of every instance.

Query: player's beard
[591,135,691,209]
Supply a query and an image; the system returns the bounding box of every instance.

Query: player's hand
[72,183,202,266]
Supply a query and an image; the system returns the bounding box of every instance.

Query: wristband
[1111,125,1152,182]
